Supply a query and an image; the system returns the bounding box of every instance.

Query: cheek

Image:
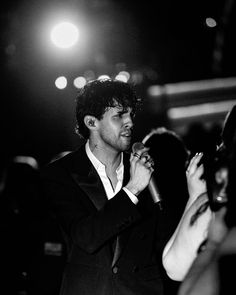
[104,120,121,133]
[99,122,117,140]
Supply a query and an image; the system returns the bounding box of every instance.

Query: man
[40,79,165,295]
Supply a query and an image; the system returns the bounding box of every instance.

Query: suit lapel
[111,152,132,267]
[69,146,107,210]
[69,148,133,266]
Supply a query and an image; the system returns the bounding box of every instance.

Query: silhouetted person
[143,127,189,222]
[143,127,190,294]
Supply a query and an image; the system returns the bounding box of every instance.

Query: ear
[84,115,97,130]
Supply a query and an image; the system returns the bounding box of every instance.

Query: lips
[121,132,131,137]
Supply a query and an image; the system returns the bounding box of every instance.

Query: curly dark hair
[75,79,142,139]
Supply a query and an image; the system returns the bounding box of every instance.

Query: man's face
[96,104,134,153]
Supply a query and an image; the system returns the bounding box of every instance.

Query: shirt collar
[85,140,124,176]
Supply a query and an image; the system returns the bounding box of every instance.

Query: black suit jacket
[40,144,166,295]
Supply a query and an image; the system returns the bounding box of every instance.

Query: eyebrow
[116,109,127,114]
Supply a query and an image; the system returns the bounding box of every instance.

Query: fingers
[186,152,203,175]
[140,156,154,170]
[131,147,150,160]
[133,152,142,159]
[186,153,206,187]
[131,148,154,171]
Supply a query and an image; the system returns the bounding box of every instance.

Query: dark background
[1,0,236,167]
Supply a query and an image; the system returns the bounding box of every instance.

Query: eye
[116,112,124,118]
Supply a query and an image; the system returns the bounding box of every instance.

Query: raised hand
[125,146,154,197]
[186,153,207,203]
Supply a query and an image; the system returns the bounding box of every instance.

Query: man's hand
[125,146,154,197]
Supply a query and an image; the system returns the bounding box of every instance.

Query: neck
[88,139,121,171]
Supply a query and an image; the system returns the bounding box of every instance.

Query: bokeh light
[205,17,217,28]
[55,76,67,89]
[73,76,87,89]
[115,71,130,83]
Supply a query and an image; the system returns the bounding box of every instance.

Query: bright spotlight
[51,22,79,49]
[55,76,67,89]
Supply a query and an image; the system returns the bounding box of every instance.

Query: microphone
[132,142,162,208]
[132,142,145,153]
[148,176,162,207]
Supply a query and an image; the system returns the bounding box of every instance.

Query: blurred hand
[186,153,207,203]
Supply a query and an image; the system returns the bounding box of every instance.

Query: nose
[124,114,134,129]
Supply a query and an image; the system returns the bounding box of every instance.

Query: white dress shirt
[85,141,138,204]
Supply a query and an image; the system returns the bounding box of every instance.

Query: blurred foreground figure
[143,127,190,294]
[0,155,66,295]
[143,127,189,222]
[177,105,236,295]
[0,156,41,294]
[40,79,170,295]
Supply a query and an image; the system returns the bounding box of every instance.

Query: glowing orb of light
[55,76,67,89]
[73,76,87,89]
[51,22,79,49]
[205,17,217,28]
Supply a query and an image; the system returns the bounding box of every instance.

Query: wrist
[124,184,140,197]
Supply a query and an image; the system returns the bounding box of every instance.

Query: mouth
[120,131,132,137]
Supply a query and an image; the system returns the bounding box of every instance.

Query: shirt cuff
[123,187,139,204]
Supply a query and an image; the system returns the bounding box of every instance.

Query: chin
[123,140,131,151]
[119,136,131,151]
